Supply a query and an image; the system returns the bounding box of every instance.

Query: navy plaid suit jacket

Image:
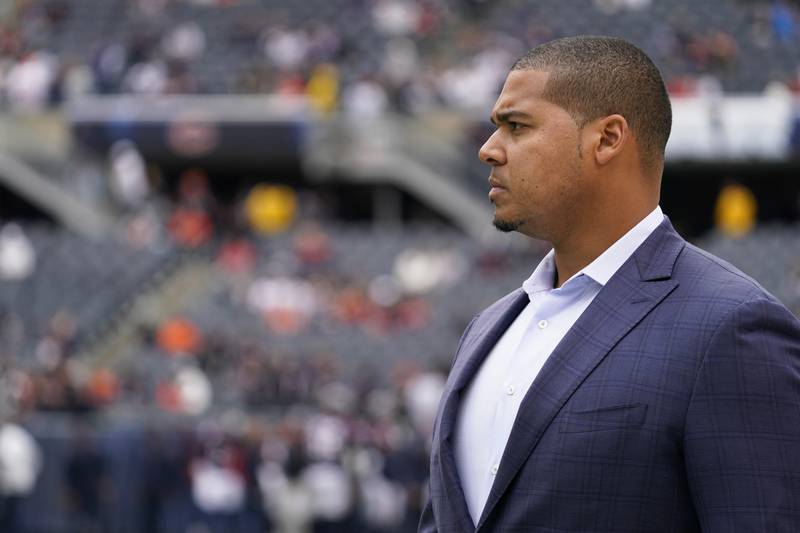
[420,217,800,532]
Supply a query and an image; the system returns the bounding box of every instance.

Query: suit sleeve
[684,297,800,532]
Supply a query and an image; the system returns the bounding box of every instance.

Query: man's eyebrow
[490,110,533,125]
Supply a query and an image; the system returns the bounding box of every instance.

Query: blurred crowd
[0,162,543,531]
[0,0,800,115]
[3,167,800,531]
[1,354,444,533]
[0,227,451,533]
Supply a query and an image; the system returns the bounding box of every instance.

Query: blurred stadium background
[0,0,799,531]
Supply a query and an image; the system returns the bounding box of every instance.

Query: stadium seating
[4,0,799,105]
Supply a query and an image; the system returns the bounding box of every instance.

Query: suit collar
[634,215,685,281]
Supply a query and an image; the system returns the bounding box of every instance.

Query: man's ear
[592,114,629,166]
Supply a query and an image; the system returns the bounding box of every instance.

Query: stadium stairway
[0,152,113,237]
[304,114,502,243]
[76,252,216,367]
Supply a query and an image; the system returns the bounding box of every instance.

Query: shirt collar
[522,206,664,297]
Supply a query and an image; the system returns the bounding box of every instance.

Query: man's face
[480,69,588,242]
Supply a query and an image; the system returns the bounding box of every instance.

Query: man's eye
[508,122,524,131]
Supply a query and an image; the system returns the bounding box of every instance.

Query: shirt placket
[487,295,547,485]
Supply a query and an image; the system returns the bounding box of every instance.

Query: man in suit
[419,35,800,532]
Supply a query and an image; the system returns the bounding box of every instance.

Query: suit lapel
[447,290,530,411]
[436,289,529,532]
[475,219,685,531]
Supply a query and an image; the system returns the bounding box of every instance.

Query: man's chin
[493,217,523,233]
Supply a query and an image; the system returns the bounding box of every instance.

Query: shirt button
[538,319,548,329]
[491,464,499,475]
[506,385,515,396]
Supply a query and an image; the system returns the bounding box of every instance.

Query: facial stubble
[491,134,584,236]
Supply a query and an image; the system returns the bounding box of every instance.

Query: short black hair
[512,35,672,171]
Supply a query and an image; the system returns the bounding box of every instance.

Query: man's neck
[550,205,657,288]
[552,243,606,289]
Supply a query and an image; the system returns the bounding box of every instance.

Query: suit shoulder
[676,242,783,308]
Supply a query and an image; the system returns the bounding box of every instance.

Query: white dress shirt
[454,206,665,525]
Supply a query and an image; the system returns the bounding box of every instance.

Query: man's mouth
[489,186,507,202]
[488,177,507,191]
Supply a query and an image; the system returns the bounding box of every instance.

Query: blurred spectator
[190,439,247,530]
[293,224,332,268]
[332,284,376,326]
[0,223,35,281]
[383,37,419,91]
[305,412,349,462]
[155,360,213,416]
[109,139,150,210]
[750,4,774,48]
[437,42,516,111]
[123,58,168,94]
[403,370,445,439]
[125,203,169,249]
[0,364,34,416]
[135,0,169,19]
[49,57,94,104]
[140,430,184,533]
[4,50,57,111]
[262,27,310,70]
[178,167,214,206]
[168,168,216,247]
[594,0,651,14]
[342,75,389,118]
[707,31,738,73]
[246,276,316,334]
[304,458,359,532]
[173,365,213,415]
[306,63,339,115]
[91,42,127,94]
[85,368,120,406]
[258,445,314,533]
[157,316,203,356]
[307,22,342,64]
[65,427,112,533]
[217,237,257,274]
[790,106,800,158]
[714,181,758,237]
[373,0,421,36]
[41,0,71,30]
[357,456,407,532]
[164,60,200,93]
[244,184,298,234]
[162,21,206,63]
[770,1,797,43]
[0,421,42,533]
[393,247,467,294]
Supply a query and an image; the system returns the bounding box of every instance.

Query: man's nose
[478,131,505,166]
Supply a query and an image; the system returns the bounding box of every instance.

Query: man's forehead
[492,69,551,113]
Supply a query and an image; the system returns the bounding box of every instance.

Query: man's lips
[488,177,507,199]
[488,177,505,189]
